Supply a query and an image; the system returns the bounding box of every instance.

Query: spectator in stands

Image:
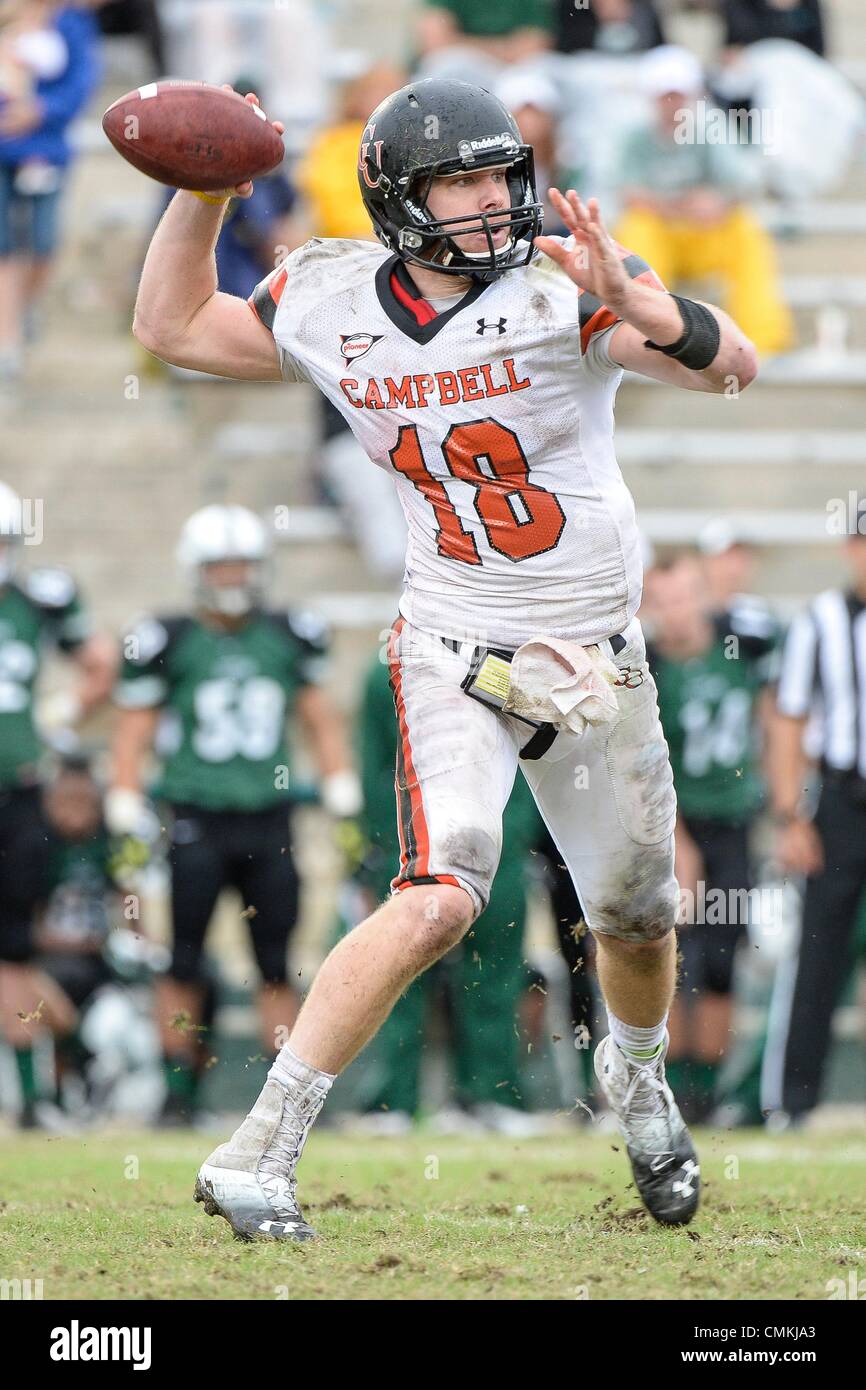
[0,1,101,380]
[612,45,794,358]
[170,0,326,143]
[554,0,665,55]
[647,552,781,1121]
[214,163,304,300]
[90,0,164,74]
[417,0,553,64]
[495,70,570,232]
[296,63,405,242]
[721,0,825,59]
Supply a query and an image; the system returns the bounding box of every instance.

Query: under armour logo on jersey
[476,317,507,335]
[340,332,383,365]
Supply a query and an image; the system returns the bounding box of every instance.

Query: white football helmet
[176,505,271,617]
[0,482,23,585]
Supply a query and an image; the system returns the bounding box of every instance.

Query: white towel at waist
[502,636,621,735]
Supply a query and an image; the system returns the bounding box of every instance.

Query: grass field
[1,1127,864,1300]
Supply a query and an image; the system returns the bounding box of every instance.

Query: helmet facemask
[195,559,266,619]
[369,146,543,283]
[177,506,271,620]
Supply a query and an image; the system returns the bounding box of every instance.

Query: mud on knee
[588,849,679,943]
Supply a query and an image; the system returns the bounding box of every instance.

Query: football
[101,81,285,191]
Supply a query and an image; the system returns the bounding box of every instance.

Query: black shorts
[677,814,752,996]
[39,950,111,1009]
[0,786,50,964]
[166,802,300,986]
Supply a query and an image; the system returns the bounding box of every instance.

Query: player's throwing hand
[534,189,631,310]
[209,87,285,200]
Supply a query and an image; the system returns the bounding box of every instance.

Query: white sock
[260,1045,335,1180]
[606,1011,668,1062]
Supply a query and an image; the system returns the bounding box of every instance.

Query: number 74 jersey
[250,235,666,648]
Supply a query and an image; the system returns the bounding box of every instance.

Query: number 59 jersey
[250,236,665,648]
[115,609,330,812]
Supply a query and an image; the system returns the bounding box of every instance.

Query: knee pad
[250,939,289,987]
[438,804,503,920]
[169,940,205,984]
[248,909,291,986]
[587,848,679,943]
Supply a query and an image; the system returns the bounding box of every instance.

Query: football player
[0,481,115,1124]
[646,552,780,1120]
[133,79,758,1237]
[109,505,359,1125]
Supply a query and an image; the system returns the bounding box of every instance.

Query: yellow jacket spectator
[613,46,794,358]
[296,64,405,240]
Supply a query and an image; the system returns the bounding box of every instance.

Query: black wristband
[645,294,721,371]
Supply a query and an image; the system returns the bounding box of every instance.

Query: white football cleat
[194,1079,316,1242]
[594,1032,700,1226]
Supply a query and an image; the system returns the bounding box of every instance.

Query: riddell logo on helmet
[340,333,384,365]
[462,132,516,153]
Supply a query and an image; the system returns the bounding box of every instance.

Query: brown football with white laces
[102,81,284,192]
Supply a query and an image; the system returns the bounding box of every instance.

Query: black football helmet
[357,78,543,282]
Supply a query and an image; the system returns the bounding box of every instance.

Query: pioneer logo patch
[340,333,383,365]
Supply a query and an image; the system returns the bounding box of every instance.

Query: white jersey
[249,235,665,648]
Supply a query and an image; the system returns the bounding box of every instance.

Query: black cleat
[594,1033,700,1226]
[193,1080,317,1242]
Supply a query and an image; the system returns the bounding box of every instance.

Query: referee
[763,515,866,1124]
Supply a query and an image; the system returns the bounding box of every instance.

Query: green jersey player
[646,552,780,1118]
[0,481,115,1124]
[110,505,359,1124]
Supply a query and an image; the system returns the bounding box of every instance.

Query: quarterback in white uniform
[134,78,757,1238]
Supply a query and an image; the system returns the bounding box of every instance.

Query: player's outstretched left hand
[534,190,631,309]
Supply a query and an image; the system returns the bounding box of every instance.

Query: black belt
[441,630,627,761]
[440,632,627,657]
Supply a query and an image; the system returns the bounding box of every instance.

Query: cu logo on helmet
[359,122,385,189]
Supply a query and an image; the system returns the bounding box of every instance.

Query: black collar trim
[374,255,489,343]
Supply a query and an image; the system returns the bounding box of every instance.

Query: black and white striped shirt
[777,589,866,777]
